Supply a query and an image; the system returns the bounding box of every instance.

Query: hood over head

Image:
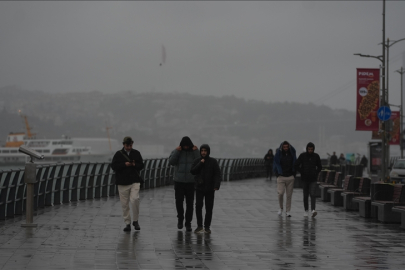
[268,149,273,155]
[200,144,210,158]
[279,141,290,152]
[306,142,315,152]
[179,136,194,150]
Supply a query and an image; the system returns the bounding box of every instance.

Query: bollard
[21,162,37,227]
[18,145,44,228]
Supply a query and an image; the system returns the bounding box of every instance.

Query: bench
[319,171,341,202]
[327,175,360,206]
[352,182,392,218]
[392,206,405,229]
[315,170,330,197]
[341,177,371,211]
[371,184,405,223]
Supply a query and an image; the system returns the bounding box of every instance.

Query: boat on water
[0,114,119,166]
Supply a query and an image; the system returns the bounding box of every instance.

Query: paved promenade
[1,178,405,270]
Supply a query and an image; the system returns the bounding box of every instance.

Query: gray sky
[1,1,404,111]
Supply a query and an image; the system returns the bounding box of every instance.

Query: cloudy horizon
[1,1,404,111]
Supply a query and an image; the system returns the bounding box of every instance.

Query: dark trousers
[266,166,273,178]
[174,182,195,226]
[195,189,215,228]
[302,181,317,211]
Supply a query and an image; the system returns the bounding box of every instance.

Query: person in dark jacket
[360,155,368,174]
[264,149,274,180]
[339,153,346,165]
[330,152,338,165]
[295,142,322,218]
[190,144,221,234]
[111,136,144,231]
[273,141,297,217]
[169,136,200,232]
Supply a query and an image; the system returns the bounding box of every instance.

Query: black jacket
[111,148,144,185]
[264,150,274,167]
[190,144,222,191]
[295,142,322,182]
[330,155,338,165]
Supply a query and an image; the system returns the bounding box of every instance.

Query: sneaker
[204,228,211,234]
[123,224,131,232]
[194,226,204,233]
[311,210,317,218]
[278,209,283,216]
[177,219,184,230]
[133,221,140,230]
[303,210,309,217]
[185,225,192,232]
[286,212,291,217]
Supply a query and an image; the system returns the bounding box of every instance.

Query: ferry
[0,114,119,166]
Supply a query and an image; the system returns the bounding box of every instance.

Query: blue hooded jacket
[273,141,297,176]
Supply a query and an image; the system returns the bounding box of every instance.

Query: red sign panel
[389,111,400,145]
[356,68,380,131]
[371,111,400,145]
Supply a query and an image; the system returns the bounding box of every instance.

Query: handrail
[0,157,265,220]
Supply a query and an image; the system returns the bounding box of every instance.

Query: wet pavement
[1,177,405,270]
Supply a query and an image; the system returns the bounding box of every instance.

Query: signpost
[377,106,392,121]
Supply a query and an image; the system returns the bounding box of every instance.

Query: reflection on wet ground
[1,178,405,269]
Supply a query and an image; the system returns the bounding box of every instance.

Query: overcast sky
[1,1,404,111]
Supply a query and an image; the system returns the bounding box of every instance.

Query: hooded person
[190,144,221,234]
[295,142,322,218]
[169,136,200,231]
[264,149,274,180]
[273,141,297,217]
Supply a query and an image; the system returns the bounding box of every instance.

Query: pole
[381,0,387,181]
[401,67,404,158]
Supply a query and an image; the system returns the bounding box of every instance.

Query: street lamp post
[396,67,405,158]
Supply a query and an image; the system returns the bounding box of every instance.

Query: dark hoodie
[264,149,274,167]
[190,144,222,191]
[295,142,322,182]
[273,141,297,177]
[179,136,194,150]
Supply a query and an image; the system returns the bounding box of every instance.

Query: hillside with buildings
[0,86,373,158]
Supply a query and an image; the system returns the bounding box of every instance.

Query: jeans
[195,189,215,228]
[174,182,195,226]
[302,181,317,211]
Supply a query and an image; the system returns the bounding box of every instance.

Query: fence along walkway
[0,158,265,220]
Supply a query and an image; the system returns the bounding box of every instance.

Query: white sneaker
[286,212,291,217]
[278,209,283,216]
[311,210,317,218]
[303,211,308,217]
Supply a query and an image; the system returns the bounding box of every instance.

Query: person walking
[169,136,200,232]
[295,142,322,218]
[339,153,346,165]
[111,136,144,232]
[360,155,368,175]
[330,152,338,166]
[273,141,297,217]
[264,149,274,180]
[190,144,221,234]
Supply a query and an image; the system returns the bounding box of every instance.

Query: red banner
[389,111,400,145]
[356,68,380,131]
[371,111,400,145]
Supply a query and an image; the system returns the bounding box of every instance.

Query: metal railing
[0,158,265,220]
